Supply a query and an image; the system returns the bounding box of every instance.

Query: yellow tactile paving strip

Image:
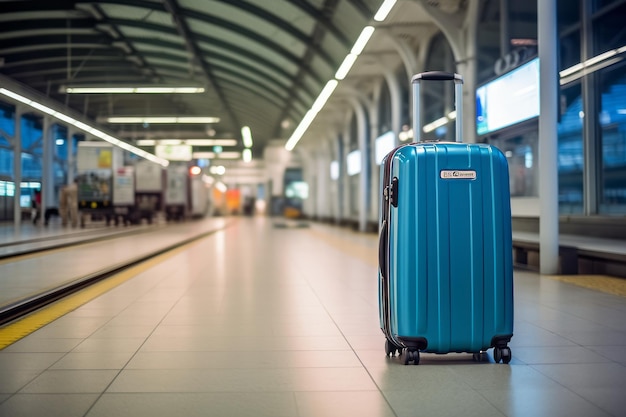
[0,242,191,350]
[546,274,626,298]
[307,225,626,298]
[307,226,378,268]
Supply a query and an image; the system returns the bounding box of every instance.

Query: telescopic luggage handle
[411,71,463,143]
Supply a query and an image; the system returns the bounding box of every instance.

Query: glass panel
[53,124,68,162]
[0,148,13,178]
[0,103,13,147]
[22,153,42,180]
[558,83,584,214]
[598,66,626,213]
[593,0,625,13]
[491,133,538,198]
[593,2,626,55]
[560,30,581,72]
[558,0,580,30]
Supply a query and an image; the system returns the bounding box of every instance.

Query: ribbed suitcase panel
[389,143,513,353]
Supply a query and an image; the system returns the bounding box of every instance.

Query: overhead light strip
[374,0,397,21]
[242,148,252,163]
[137,139,237,146]
[64,86,205,94]
[0,87,169,167]
[350,26,375,55]
[560,44,626,84]
[286,0,395,151]
[104,116,220,124]
[192,151,241,159]
[241,126,253,148]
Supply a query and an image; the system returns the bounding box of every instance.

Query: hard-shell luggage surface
[378,72,514,365]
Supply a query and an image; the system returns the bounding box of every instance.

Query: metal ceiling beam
[141,49,294,94]
[346,0,376,19]
[80,0,338,70]
[104,18,319,88]
[201,0,338,66]
[163,0,241,135]
[274,0,341,138]
[290,0,351,47]
[174,9,331,80]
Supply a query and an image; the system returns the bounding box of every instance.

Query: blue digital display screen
[476,58,540,136]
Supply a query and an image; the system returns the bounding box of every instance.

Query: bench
[512,232,626,278]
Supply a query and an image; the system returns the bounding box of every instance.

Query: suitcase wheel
[493,346,512,364]
[403,349,420,365]
[385,340,403,357]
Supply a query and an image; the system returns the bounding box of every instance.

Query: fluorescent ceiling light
[241,126,253,148]
[351,26,375,55]
[559,44,626,81]
[285,22,378,151]
[242,148,252,162]
[209,166,226,175]
[311,80,338,113]
[285,109,316,151]
[399,129,413,141]
[285,80,338,151]
[215,181,228,192]
[423,116,449,133]
[0,87,168,167]
[137,139,237,146]
[64,87,205,94]
[335,54,358,80]
[560,63,583,78]
[184,139,237,146]
[585,49,618,67]
[374,0,397,21]
[176,117,219,123]
[192,151,241,159]
[104,116,220,124]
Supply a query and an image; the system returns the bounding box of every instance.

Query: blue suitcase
[378,72,514,365]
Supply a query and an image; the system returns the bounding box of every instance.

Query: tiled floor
[1,217,625,417]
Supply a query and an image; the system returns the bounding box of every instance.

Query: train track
[0,224,164,261]
[0,221,231,326]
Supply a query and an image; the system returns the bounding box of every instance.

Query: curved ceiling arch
[0,0,387,154]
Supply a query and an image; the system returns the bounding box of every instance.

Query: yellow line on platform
[308,226,626,299]
[546,274,626,298]
[0,246,72,266]
[0,243,191,350]
[307,226,378,268]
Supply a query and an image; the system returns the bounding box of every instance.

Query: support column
[338,133,346,224]
[41,116,53,226]
[317,139,332,220]
[581,0,599,215]
[13,106,23,230]
[67,128,76,185]
[381,69,402,147]
[538,0,559,274]
[359,133,369,232]
[333,135,343,223]
[418,0,479,142]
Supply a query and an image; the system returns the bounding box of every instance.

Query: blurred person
[32,189,42,225]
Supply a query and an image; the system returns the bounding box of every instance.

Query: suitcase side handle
[411,72,463,143]
[378,220,388,279]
